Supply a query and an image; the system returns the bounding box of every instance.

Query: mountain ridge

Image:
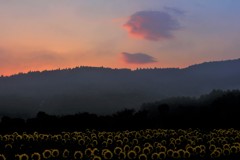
[3,58,240,78]
[0,58,240,118]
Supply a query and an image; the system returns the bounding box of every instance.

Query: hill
[0,58,240,117]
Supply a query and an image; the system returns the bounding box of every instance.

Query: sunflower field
[0,128,239,160]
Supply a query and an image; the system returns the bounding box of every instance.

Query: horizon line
[1,57,239,77]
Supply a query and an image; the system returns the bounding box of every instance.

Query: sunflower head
[103,150,113,160]
[159,152,166,159]
[142,147,151,155]
[167,149,174,158]
[84,147,91,155]
[127,150,137,160]
[223,148,231,156]
[62,149,70,158]
[114,147,122,155]
[31,153,41,160]
[92,156,101,160]
[151,152,159,160]
[18,154,29,160]
[52,149,59,158]
[118,151,126,160]
[0,154,6,160]
[42,149,52,159]
[138,153,147,160]
[74,151,83,159]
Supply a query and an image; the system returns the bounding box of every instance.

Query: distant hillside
[0,58,240,117]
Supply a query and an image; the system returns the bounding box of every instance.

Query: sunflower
[28,136,35,142]
[63,133,70,140]
[151,152,159,160]
[17,154,29,160]
[123,137,129,144]
[42,150,51,159]
[159,152,166,160]
[92,140,98,146]
[197,148,204,156]
[132,138,138,145]
[178,149,185,158]
[101,149,108,156]
[161,140,167,146]
[103,150,113,159]
[61,139,67,144]
[102,141,108,148]
[52,149,59,158]
[124,145,130,152]
[114,135,120,141]
[186,146,194,154]
[194,145,201,154]
[223,148,231,156]
[31,153,41,160]
[118,151,126,160]
[230,146,238,154]
[160,146,167,153]
[2,135,8,141]
[209,144,216,152]
[78,139,85,146]
[135,132,142,139]
[167,149,174,158]
[184,151,190,158]
[175,138,181,145]
[148,145,153,152]
[0,154,6,160]
[138,153,147,160]
[142,147,151,155]
[144,142,151,148]
[22,134,28,140]
[200,145,206,151]
[16,135,22,141]
[62,149,70,158]
[114,147,122,155]
[133,145,141,154]
[107,138,113,145]
[85,148,92,157]
[73,151,83,159]
[116,140,123,146]
[52,136,59,142]
[92,148,100,156]
[4,143,12,150]
[210,150,221,158]
[153,142,160,147]
[172,151,180,159]
[127,150,137,160]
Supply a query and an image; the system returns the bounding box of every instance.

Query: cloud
[121,52,157,64]
[123,10,181,41]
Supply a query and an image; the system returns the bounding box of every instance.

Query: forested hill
[0,58,240,117]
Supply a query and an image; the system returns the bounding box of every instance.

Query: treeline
[0,90,240,132]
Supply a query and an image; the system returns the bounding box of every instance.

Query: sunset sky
[1,0,240,76]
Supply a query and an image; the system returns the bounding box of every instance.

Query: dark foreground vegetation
[0,90,239,159]
[0,89,240,132]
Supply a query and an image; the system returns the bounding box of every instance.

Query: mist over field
[0,59,239,118]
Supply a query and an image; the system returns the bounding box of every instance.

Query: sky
[1,0,240,76]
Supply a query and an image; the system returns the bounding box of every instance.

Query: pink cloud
[123,11,181,41]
